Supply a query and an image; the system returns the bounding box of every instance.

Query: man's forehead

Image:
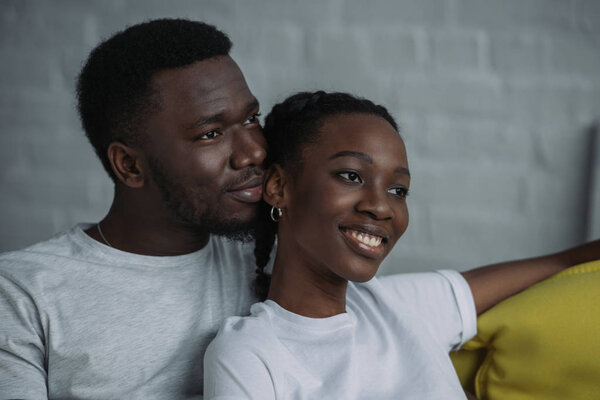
[152,56,244,91]
[152,56,255,111]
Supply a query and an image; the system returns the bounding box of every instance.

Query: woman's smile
[274,112,410,284]
[340,226,387,259]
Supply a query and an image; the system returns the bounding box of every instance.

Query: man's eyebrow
[191,113,223,128]
[187,98,260,130]
[329,150,410,177]
[247,98,260,113]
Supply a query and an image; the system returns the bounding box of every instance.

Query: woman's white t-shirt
[204,270,476,399]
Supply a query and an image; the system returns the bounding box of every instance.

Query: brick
[503,81,594,127]
[456,0,575,32]
[0,47,54,89]
[548,32,600,76]
[427,206,579,269]
[576,0,600,34]
[490,33,548,75]
[305,28,367,72]
[342,0,446,26]
[414,162,527,213]
[228,25,304,69]
[531,124,589,174]
[416,116,535,165]
[524,169,588,240]
[226,0,340,27]
[1,1,597,268]
[392,75,504,118]
[430,30,481,71]
[366,30,419,71]
[0,200,58,252]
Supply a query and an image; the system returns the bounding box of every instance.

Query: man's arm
[461,239,600,315]
[0,272,48,399]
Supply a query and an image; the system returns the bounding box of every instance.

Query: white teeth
[347,229,383,247]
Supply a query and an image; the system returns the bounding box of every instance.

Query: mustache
[222,167,265,192]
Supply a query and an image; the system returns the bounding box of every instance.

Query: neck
[85,185,210,256]
[267,251,348,319]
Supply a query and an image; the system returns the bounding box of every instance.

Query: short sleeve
[0,270,48,399]
[378,270,477,351]
[203,327,277,400]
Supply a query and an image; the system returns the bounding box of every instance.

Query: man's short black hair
[76,18,232,182]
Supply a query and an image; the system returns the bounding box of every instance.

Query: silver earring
[270,206,283,222]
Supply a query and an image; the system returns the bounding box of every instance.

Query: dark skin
[264,113,410,317]
[263,112,598,399]
[462,238,600,315]
[86,56,266,255]
[264,112,600,321]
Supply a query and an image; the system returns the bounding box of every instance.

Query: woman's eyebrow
[329,151,410,176]
[329,151,373,163]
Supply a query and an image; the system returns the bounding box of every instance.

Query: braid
[253,202,276,300]
[253,90,400,300]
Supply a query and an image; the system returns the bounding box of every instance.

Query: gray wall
[1,0,599,274]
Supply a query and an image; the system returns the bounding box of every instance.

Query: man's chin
[190,214,258,243]
[217,229,255,243]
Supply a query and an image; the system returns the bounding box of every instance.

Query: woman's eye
[199,130,221,140]
[244,113,262,125]
[338,171,363,183]
[388,187,409,198]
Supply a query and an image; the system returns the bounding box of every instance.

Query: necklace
[97,222,113,248]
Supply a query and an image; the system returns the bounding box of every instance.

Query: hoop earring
[270,206,283,222]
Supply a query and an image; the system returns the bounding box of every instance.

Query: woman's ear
[107,142,145,188]
[263,164,288,207]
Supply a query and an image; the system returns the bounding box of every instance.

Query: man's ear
[107,142,145,188]
[263,164,288,208]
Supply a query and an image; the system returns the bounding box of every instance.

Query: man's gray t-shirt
[0,223,260,399]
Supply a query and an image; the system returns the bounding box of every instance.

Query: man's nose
[230,129,267,170]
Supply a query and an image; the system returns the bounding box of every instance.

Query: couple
[0,19,598,399]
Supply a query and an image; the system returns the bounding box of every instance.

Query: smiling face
[277,112,410,283]
[141,55,266,238]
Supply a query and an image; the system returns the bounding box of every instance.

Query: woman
[204,91,473,398]
[203,91,599,399]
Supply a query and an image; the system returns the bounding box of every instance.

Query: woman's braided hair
[253,91,399,300]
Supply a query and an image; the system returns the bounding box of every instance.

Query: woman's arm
[462,239,600,315]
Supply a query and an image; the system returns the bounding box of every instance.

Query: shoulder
[375,270,472,305]
[206,303,278,362]
[0,226,83,275]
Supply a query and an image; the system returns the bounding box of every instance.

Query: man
[0,19,266,399]
[1,18,598,400]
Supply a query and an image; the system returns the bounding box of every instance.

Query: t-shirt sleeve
[0,268,48,399]
[377,270,477,351]
[203,326,277,400]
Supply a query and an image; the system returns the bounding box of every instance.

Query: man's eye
[244,113,262,125]
[388,187,409,198]
[338,171,363,183]
[199,130,221,140]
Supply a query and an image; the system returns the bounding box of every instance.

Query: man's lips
[226,176,264,203]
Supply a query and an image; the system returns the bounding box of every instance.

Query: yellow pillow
[451,260,600,400]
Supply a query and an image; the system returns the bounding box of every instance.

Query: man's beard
[148,158,257,242]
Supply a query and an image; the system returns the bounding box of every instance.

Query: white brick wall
[1,0,599,274]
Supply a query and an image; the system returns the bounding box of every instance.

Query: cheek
[391,203,410,244]
[287,182,350,245]
[179,146,230,186]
